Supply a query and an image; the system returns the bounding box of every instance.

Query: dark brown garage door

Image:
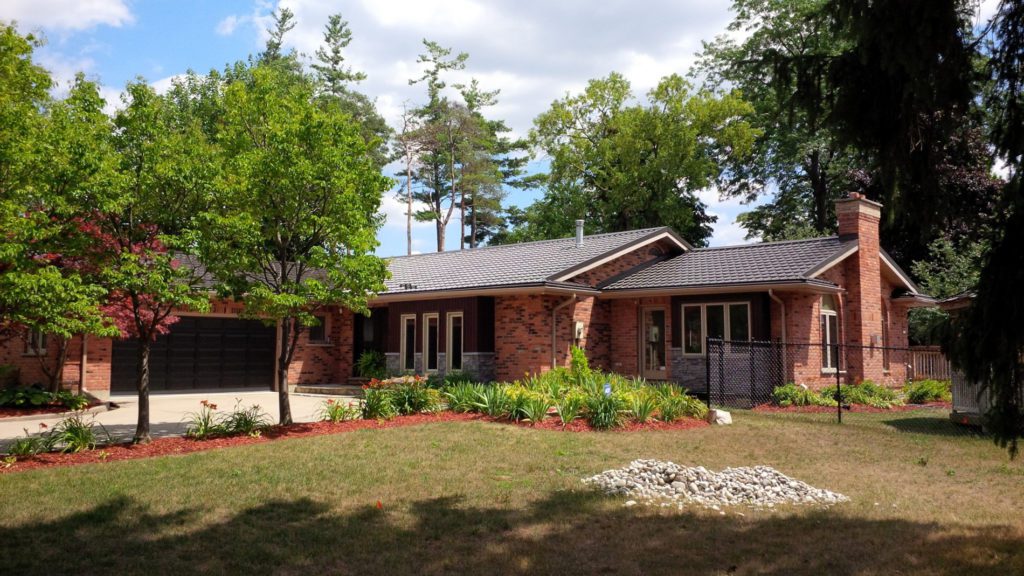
[111,317,276,393]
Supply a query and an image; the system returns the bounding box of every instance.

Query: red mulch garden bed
[1,411,708,474]
[753,401,952,414]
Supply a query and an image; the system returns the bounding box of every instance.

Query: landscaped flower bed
[0,385,94,418]
[756,380,953,413]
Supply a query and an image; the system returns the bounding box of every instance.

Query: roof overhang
[370,281,599,304]
[880,251,921,294]
[937,292,974,311]
[548,229,690,282]
[892,294,937,308]
[597,279,843,299]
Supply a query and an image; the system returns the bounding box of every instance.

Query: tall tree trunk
[406,166,413,256]
[808,150,830,232]
[436,220,445,252]
[277,317,293,425]
[37,336,69,393]
[134,340,152,444]
[471,191,478,249]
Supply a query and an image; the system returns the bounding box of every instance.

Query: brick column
[836,193,885,383]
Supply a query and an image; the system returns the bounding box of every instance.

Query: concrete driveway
[0,390,356,446]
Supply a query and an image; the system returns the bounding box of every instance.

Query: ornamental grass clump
[554,393,585,426]
[584,391,628,430]
[628,389,660,423]
[772,383,836,408]
[474,385,510,418]
[443,382,483,413]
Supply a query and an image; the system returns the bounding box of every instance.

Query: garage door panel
[111,317,277,393]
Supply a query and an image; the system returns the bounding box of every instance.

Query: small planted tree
[83,81,214,443]
[204,62,389,425]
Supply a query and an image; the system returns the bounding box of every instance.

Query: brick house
[0,194,931,399]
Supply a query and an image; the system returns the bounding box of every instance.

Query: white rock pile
[583,459,848,509]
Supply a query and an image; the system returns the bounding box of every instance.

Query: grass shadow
[881,415,987,437]
[2,489,1022,575]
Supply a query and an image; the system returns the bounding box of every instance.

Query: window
[308,315,328,344]
[25,329,47,356]
[423,313,439,372]
[447,312,463,372]
[400,315,416,372]
[681,302,751,355]
[820,295,839,371]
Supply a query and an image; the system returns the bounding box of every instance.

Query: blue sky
[15,0,1001,258]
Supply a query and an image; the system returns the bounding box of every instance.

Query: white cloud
[151,74,186,95]
[216,15,240,36]
[1,0,133,31]
[697,188,758,247]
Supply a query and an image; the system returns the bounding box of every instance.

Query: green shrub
[443,382,482,413]
[49,412,109,453]
[355,350,387,379]
[584,392,627,430]
[390,380,441,415]
[0,385,90,411]
[505,387,534,421]
[362,388,397,420]
[317,398,361,423]
[822,381,901,408]
[474,385,510,418]
[521,395,551,425]
[554,393,584,426]
[628,390,659,423]
[443,371,475,387]
[772,383,836,407]
[185,400,225,439]
[221,401,272,437]
[570,346,592,386]
[904,379,952,404]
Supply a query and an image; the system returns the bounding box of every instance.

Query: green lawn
[1,410,1022,575]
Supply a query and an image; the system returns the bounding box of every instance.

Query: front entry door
[642,308,667,380]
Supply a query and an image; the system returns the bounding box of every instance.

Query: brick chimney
[835,192,884,383]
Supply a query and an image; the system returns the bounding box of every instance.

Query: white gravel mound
[583,459,849,509]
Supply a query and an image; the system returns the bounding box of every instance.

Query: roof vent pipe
[575,219,584,248]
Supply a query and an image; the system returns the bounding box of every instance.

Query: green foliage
[909,237,988,344]
[821,381,902,409]
[474,385,510,418]
[772,383,836,408]
[654,387,709,421]
[584,392,628,430]
[389,380,442,415]
[569,346,591,385]
[521,395,552,425]
[0,386,89,410]
[509,73,757,245]
[4,424,55,456]
[355,350,387,379]
[443,382,483,413]
[904,380,952,404]
[628,389,660,424]
[185,400,224,439]
[554,393,585,427]
[318,398,361,423]
[49,412,109,453]
[362,388,397,420]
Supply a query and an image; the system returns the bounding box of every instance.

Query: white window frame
[24,329,47,356]
[446,311,464,372]
[400,314,416,372]
[422,312,440,373]
[820,303,839,373]
[680,302,752,356]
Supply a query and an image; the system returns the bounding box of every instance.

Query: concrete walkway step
[293,384,364,396]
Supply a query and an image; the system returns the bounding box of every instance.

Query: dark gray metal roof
[384,227,677,295]
[603,236,857,291]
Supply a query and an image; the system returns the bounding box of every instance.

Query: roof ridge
[692,235,839,253]
[382,226,668,260]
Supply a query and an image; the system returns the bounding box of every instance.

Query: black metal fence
[704,338,951,426]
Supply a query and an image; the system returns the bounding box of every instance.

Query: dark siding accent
[671,292,771,347]
[385,297,491,354]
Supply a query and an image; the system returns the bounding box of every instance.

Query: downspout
[552,295,577,369]
[768,290,786,343]
[79,335,88,396]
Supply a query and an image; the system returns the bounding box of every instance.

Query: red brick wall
[606,297,672,378]
[286,306,354,386]
[0,334,85,390]
[494,295,556,381]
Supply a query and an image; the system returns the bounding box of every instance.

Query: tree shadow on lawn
[880,415,987,438]
[3,491,1021,576]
